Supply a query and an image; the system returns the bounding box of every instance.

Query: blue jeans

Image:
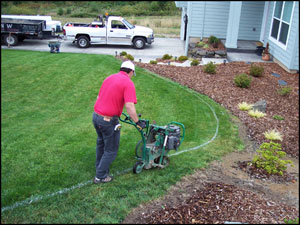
[92,112,120,179]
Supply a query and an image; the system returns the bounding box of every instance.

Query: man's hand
[136,120,146,131]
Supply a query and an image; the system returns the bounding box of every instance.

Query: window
[270,1,294,48]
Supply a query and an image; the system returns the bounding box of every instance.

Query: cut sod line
[1,85,219,214]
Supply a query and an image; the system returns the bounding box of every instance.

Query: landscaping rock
[196,50,207,57]
[252,100,267,113]
[215,50,227,56]
[206,51,215,57]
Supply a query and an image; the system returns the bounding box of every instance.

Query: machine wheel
[135,140,143,159]
[133,37,146,49]
[4,34,18,46]
[154,156,170,167]
[77,35,90,48]
[133,161,144,174]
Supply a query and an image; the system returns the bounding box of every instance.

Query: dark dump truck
[1,17,61,46]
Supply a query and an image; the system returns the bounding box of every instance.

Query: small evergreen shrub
[234,73,252,88]
[149,60,157,64]
[273,115,284,120]
[203,62,216,74]
[278,86,292,96]
[238,102,253,111]
[120,51,127,56]
[178,56,188,62]
[208,35,219,44]
[249,65,264,77]
[125,54,134,61]
[203,44,209,49]
[162,54,172,60]
[190,59,199,66]
[250,141,294,176]
[58,8,64,16]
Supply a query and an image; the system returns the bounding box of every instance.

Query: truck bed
[1,18,45,33]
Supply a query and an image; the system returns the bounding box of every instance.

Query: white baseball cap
[121,61,136,76]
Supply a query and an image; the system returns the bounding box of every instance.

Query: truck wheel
[4,34,18,46]
[77,36,90,48]
[133,37,146,49]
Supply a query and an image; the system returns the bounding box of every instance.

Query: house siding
[189,1,230,39]
[238,1,265,40]
[264,1,299,70]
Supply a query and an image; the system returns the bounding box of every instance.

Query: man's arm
[125,102,139,123]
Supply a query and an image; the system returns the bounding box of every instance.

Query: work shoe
[93,175,114,184]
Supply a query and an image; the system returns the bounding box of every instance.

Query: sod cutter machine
[119,112,185,174]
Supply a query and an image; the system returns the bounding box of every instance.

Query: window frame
[269,1,295,50]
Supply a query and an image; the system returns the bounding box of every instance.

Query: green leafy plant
[238,102,253,111]
[251,141,294,176]
[203,44,209,49]
[264,129,283,141]
[273,115,284,120]
[208,35,219,44]
[162,54,173,60]
[125,54,134,61]
[278,86,292,96]
[234,73,252,88]
[249,65,264,77]
[284,218,299,224]
[248,109,266,118]
[190,59,199,66]
[120,51,127,56]
[57,7,64,16]
[203,62,216,74]
[196,41,205,47]
[178,55,188,62]
[149,60,157,64]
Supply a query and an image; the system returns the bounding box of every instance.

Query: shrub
[273,115,284,120]
[178,56,188,62]
[190,59,199,66]
[203,62,216,74]
[58,8,64,16]
[234,73,252,88]
[250,65,264,77]
[238,102,253,111]
[250,141,294,176]
[208,35,219,44]
[203,44,209,49]
[248,109,266,118]
[162,54,172,60]
[264,129,283,141]
[125,54,134,61]
[196,41,205,47]
[149,60,157,64]
[278,86,292,96]
[120,51,127,56]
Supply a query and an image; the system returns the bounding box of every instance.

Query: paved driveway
[1,37,185,63]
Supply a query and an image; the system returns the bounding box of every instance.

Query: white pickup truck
[63,14,154,49]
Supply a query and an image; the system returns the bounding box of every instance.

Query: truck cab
[63,14,154,49]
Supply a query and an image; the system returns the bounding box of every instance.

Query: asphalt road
[1,37,185,63]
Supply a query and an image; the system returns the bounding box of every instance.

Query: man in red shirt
[92,61,146,184]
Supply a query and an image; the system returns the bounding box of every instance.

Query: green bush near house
[249,65,264,77]
[277,86,292,96]
[203,62,217,74]
[178,56,188,62]
[120,51,127,56]
[150,60,157,64]
[208,35,220,44]
[162,54,173,60]
[234,73,252,88]
[125,54,134,61]
[190,59,199,66]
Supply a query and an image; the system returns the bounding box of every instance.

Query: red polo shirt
[94,71,137,117]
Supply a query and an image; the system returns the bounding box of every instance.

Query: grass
[1,49,243,223]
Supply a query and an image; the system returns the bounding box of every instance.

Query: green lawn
[1,49,243,223]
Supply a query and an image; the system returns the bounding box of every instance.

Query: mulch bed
[134,60,299,158]
[142,182,299,224]
[234,160,297,184]
[120,58,299,224]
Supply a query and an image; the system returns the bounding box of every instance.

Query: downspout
[201,2,206,40]
[261,1,270,44]
[184,2,191,56]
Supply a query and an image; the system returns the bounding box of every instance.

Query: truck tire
[4,34,19,46]
[77,36,90,48]
[133,37,146,49]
